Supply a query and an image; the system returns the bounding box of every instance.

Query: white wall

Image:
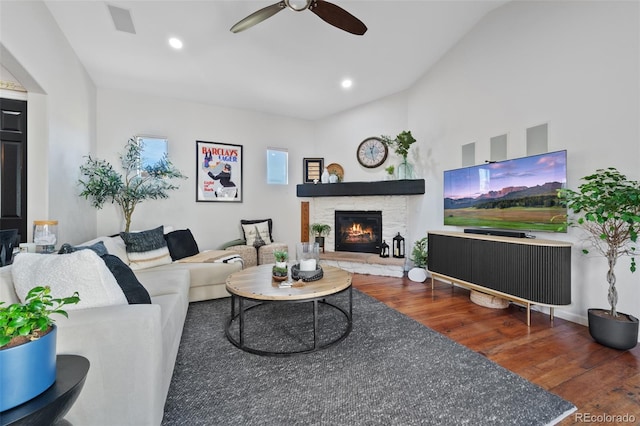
[0,1,97,244]
[95,89,312,251]
[405,0,640,325]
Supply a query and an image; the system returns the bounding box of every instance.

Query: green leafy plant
[273,250,288,263]
[410,237,428,269]
[559,167,640,317]
[380,130,417,159]
[272,266,288,277]
[385,165,395,175]
[0,286,80,349]
[78,137,187,232]
[310,223,332,237]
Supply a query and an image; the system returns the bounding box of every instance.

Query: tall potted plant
[310,223,331,252]
[78,137,186,232]
[380,130,417,179]
[559,167,640,350]
[0,286,80,410]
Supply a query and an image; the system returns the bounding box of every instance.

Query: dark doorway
[0,98,27,242]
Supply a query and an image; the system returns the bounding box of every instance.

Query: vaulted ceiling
[44,1,508,120]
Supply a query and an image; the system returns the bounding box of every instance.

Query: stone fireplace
[309,195,409,253]
[299,179,425,277]
[334,210,382,254]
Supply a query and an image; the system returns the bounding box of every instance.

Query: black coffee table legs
[225,286,352,356]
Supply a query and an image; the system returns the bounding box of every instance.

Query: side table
[1,355,90,426]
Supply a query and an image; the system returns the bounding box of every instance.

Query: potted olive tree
[78,137,186,232]
[0,286,80,411]
[408,237,428,282]
[559,167,640,350]
[310,223,331,252]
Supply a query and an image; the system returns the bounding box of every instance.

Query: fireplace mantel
[296,179,425,197]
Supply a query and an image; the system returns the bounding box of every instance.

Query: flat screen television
[443,150,567,233]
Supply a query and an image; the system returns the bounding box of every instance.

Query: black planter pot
[588,308,639,350]
[315,236,325,253]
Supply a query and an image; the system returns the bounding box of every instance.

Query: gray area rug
[163,289,575,425]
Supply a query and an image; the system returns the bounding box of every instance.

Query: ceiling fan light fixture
[285,0,311,12]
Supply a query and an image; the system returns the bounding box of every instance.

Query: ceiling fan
[230,0,367,35]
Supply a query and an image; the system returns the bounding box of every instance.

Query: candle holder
[293,242,323,281]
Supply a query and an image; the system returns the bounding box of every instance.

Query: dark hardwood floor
[352,273,640,425]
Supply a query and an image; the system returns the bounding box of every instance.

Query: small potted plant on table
[272,250,289,282]
[0,286,80,411]
[559,167,640,350]
[310,223,331,252]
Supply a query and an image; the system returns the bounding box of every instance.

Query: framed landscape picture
[196,140,243,202]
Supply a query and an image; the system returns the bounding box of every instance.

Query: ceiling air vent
[107,4,136,34]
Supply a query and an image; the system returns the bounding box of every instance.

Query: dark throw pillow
[164,229,200,261]
[120,226,172,270]
[58,241,109,257]
[101,254,152,305]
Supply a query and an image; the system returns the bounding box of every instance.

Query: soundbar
[464,228,527,238]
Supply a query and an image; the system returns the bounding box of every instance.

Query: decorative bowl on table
[291,264,324,282]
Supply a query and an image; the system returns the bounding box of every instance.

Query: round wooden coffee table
[225,264,352,356]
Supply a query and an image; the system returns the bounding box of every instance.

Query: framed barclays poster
[196,140,243,202]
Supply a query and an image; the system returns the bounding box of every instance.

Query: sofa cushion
[241,219,272,246]
[164,229,199,261]
[120,226,172,271]
[81,236,130,265]
[101,254,151,304]
[11,251,127,310]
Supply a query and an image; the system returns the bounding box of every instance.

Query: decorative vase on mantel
[397,157,414,180]
[321,168,330,184]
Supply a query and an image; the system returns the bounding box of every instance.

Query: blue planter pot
[0,325,57,411]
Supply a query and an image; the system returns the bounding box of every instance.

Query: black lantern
[393,232,405,258]
[380,240,389,258]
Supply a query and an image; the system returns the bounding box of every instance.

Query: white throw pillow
[11,251,127,310]
[81,236,130,265]
[242,221,272,246]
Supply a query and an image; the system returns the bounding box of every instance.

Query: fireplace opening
[335,210,382,254]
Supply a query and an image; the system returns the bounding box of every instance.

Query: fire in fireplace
[335,210,382,254]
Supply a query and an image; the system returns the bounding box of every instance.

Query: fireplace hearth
[335,210,382,254]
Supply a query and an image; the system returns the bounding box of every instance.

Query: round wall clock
[357,137,388,168]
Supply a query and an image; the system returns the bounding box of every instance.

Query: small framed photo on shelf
[303,158,324,183]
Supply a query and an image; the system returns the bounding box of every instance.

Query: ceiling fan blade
[309,0,367,35]
[230,1,286,33]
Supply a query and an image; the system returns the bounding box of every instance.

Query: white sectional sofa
[0,231,243,425]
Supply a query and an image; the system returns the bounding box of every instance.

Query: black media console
[427,231,572,326]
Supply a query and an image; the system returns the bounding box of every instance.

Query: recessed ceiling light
[341,79,353,89]
[169,37,183,50]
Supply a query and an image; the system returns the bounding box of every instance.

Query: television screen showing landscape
[444,150,567,233]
